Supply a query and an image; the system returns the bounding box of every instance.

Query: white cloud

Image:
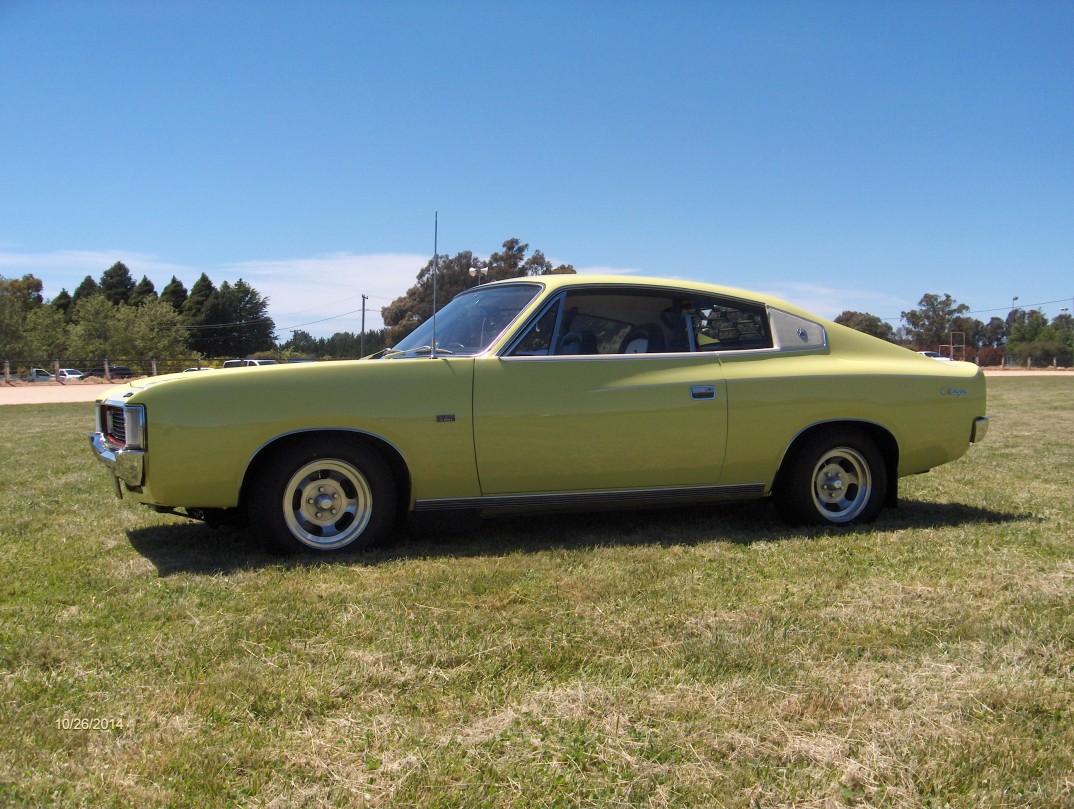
[573,264,643,276]
[8,249,911,337]
[760,281,908,322]
[561,269,909,323]
[222,252,428,336]
[1,248,429,338]
[0,249,193,287]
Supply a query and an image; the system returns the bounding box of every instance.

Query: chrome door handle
[690,385,716,400]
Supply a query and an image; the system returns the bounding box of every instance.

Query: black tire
[776,428,888,527]
[248,437,397,554]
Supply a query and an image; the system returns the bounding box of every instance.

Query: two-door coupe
[90,275,988,554]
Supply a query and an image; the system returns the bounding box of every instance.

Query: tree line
[0,262,276,369]
[1,239,573,367]
[3,245,1070,368]
[836,292,1073,366]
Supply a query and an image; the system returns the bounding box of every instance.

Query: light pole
[1062,304,1073,370]
[360,294,368,357]
[1007,296,1019,368]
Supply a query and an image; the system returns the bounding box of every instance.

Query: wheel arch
[241,429,412,521]
[774,420,899,508]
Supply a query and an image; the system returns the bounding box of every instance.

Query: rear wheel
[249,438,396,554]
[776,429,887,526]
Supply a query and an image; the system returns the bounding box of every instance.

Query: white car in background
[58,368,85,380]
[918,351,953,362]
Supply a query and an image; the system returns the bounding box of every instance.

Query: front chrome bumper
[89,432,145,498]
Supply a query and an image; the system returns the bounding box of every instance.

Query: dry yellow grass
[1,377,1071,807]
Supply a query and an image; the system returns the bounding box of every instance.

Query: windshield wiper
[382,345,455,359]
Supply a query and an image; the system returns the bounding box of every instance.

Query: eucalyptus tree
[900,293,970,351]
[382,238,575,346]
[834,310,895,341]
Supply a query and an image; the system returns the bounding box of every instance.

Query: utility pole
[360,294,368,357]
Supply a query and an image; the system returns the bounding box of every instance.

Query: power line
[879,296,1074,324]
[178,307,376,333]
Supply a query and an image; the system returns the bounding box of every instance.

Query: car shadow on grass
[126,497,1024,577]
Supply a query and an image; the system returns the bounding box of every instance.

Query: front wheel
[776,429,888,526]
[248,438,397,554]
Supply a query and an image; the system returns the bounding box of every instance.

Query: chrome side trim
[414,483,766,513]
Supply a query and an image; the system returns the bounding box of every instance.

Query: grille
[104,406,127,445]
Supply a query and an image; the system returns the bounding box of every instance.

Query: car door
[471,287,729,496]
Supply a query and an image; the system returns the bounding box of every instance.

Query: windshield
[390,283,542,356]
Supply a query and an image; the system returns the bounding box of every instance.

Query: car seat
[558,330,599,354]
[618,324,667,354]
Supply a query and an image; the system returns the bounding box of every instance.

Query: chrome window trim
[499,282,791,360]
[499,290,568,357]
[498,346,788,362]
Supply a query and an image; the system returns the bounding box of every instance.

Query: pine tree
[100,261,136,305]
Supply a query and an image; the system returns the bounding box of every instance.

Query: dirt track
[2,368,1069,407]
[0,381,125,405]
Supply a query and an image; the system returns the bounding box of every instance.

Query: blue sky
[2,0,1071,338]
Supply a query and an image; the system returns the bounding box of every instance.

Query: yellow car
[90,275,988,554]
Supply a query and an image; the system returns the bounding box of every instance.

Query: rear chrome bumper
[971,416,989,443]
[89,432,145,497]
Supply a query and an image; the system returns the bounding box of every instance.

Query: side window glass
[554,291,687,355]
[689,297,772,351]
[505,288,779,356]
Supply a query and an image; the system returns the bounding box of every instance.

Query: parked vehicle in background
[27,368,55,382]
[918,351,953,361]
[88,365,136,379]
[90,274,989,556]
[222,359,280,368]
[57,368,85,381]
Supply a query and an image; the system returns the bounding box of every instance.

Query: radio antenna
[431,211,438,358]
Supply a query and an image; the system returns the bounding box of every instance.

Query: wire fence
[1002,355,1074,370]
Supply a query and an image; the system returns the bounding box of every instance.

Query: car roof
[479,274,816,320]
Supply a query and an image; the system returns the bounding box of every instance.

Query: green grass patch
[2,378,1072,807]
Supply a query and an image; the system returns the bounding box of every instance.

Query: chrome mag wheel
[282,458,373,550]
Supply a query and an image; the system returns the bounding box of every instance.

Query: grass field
[2,377,1072,808]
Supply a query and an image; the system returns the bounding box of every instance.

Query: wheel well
[241,430,412,519]
[775,421,899,508]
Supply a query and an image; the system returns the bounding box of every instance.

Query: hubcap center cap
[820,468,844,492]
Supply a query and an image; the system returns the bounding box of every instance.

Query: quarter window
[510,299,562,356]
